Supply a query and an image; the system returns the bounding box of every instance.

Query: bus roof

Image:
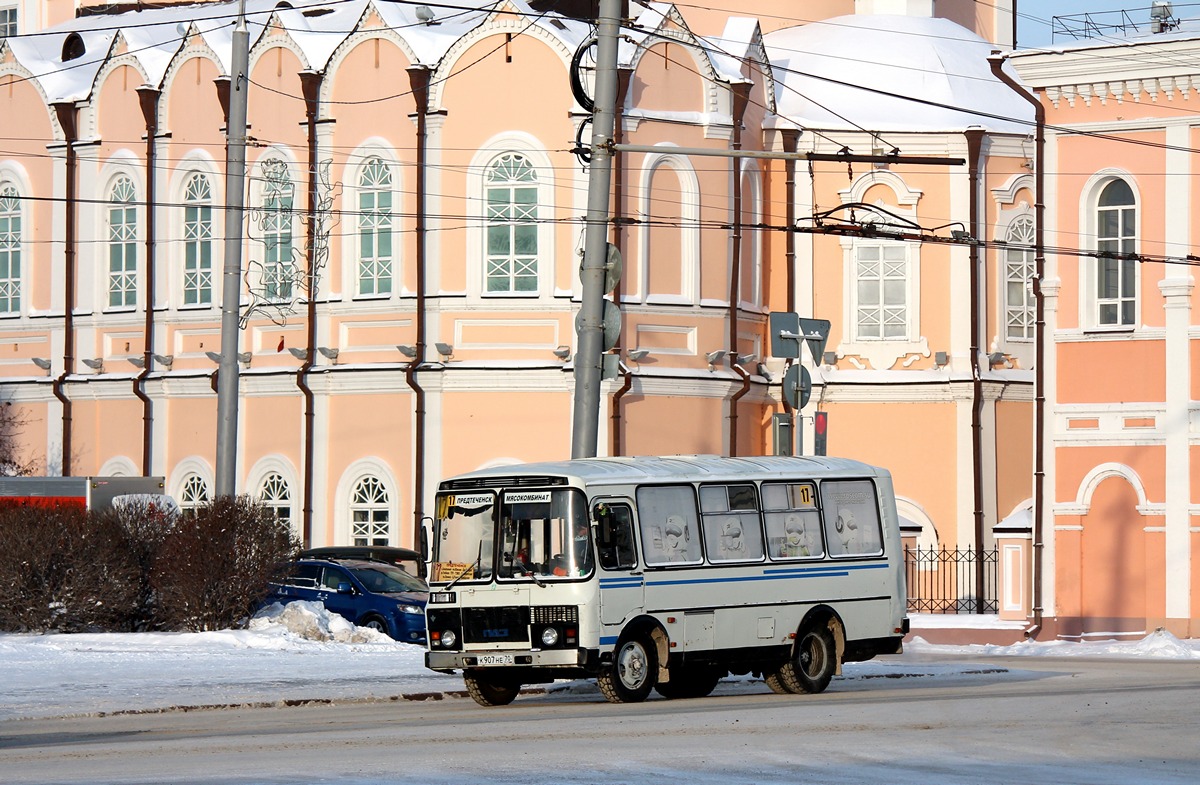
[439,455,890,490]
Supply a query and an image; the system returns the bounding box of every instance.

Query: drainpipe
[989,54,1046,637]
[727,83,751,456]
[406,65,431,550]
[51,102,78,476]
[135,86,161,476]
[780,127,800,419]
[609,67,633,457]
[965,127,986,614]
[297,71,323,549]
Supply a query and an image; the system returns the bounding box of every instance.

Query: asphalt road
[2,654,1197,784]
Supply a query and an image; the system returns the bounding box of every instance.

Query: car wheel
[360,615,392,638]
[597,633,656,703]
[464,671,521,707]
[777,624,837,694]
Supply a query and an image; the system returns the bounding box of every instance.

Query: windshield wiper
[445,541,483,592]
[504,551,545,587]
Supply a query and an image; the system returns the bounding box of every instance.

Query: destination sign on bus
[504,491,552,504]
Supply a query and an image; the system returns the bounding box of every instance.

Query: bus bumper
[426,648,588,671]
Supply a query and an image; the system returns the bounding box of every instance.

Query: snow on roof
[0,0,576,104]
[764,14,1034,135]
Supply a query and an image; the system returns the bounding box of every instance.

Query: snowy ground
[3,602,1199,723]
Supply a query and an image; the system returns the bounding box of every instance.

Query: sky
[2,600,1199,723]
[1016,1,1168,48]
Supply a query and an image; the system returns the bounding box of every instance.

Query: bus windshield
[431,488,592,584]
[431,492,496,583]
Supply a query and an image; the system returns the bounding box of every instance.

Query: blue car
[267,558,428,644]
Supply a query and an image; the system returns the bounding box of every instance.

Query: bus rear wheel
[463,670,521,707]
[776,624,837,694]
[654,666,721,699]
[598,634,656,703]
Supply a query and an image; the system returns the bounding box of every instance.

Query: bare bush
[0,503,142,632]
[149,496,298,631]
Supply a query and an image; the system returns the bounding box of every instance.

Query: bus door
[592,499,643,626]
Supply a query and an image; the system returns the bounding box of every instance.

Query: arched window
[1096,179,1136,327]
[179,473,210,513]
[108,176,138,308]
[182,173,213,306]
[1004,215,1035,341]
[484,152,538,293]
[0,184,20,314]
[259,159,295,302]
[258,472,291,523]
[350,475,389,546]
[357,157,394,297]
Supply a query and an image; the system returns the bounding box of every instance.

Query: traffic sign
[782,364,811,409]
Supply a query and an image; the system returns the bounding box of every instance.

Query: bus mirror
[419,517,432,561]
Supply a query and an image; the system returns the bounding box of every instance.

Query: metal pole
[571,0,622,459]
[216,1,250,497]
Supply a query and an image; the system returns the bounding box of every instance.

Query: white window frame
[182,172,214,307]
[1079,171,1140,332]
[466,134,554,301]
[1095,180,1137,329]
[0,6,17,38]
[0,182,22,316]
[1001,214,1035,342]
[484,151,540,295]
[258,471,293,524]
[838,234,926,370]
[107,176,139,310]
[350,475,391,547]
[178,473,210,513]
[356,156,395,299]
[254,155,298,304]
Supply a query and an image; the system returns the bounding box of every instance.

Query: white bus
[424,455,908,706]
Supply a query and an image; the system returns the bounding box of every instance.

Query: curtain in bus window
[762,482,824,559]
[636,485,703,565]
[698,484,764,562]
[820,480,883,557]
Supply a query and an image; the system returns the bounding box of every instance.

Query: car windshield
[347,562,427,593]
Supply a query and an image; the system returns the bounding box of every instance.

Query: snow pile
[908,628,1200,659]
[249,600,391,644]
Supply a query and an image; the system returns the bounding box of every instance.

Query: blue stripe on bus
[600,636,619,645]
[596,563,889,591]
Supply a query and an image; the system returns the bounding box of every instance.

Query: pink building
[11,1,1196,640]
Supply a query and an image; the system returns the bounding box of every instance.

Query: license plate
[476,654,515,666]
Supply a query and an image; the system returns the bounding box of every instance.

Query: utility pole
[571,0,622,459]
[216,0,250,497]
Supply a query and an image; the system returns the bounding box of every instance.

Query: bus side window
[594,502,637,570]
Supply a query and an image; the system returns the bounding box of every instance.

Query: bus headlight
[541,627,560,647]
[440,629,457,648]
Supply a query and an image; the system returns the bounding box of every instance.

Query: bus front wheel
[775,624,837,694]
[598,634,657,703]
[463,670,521,707]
